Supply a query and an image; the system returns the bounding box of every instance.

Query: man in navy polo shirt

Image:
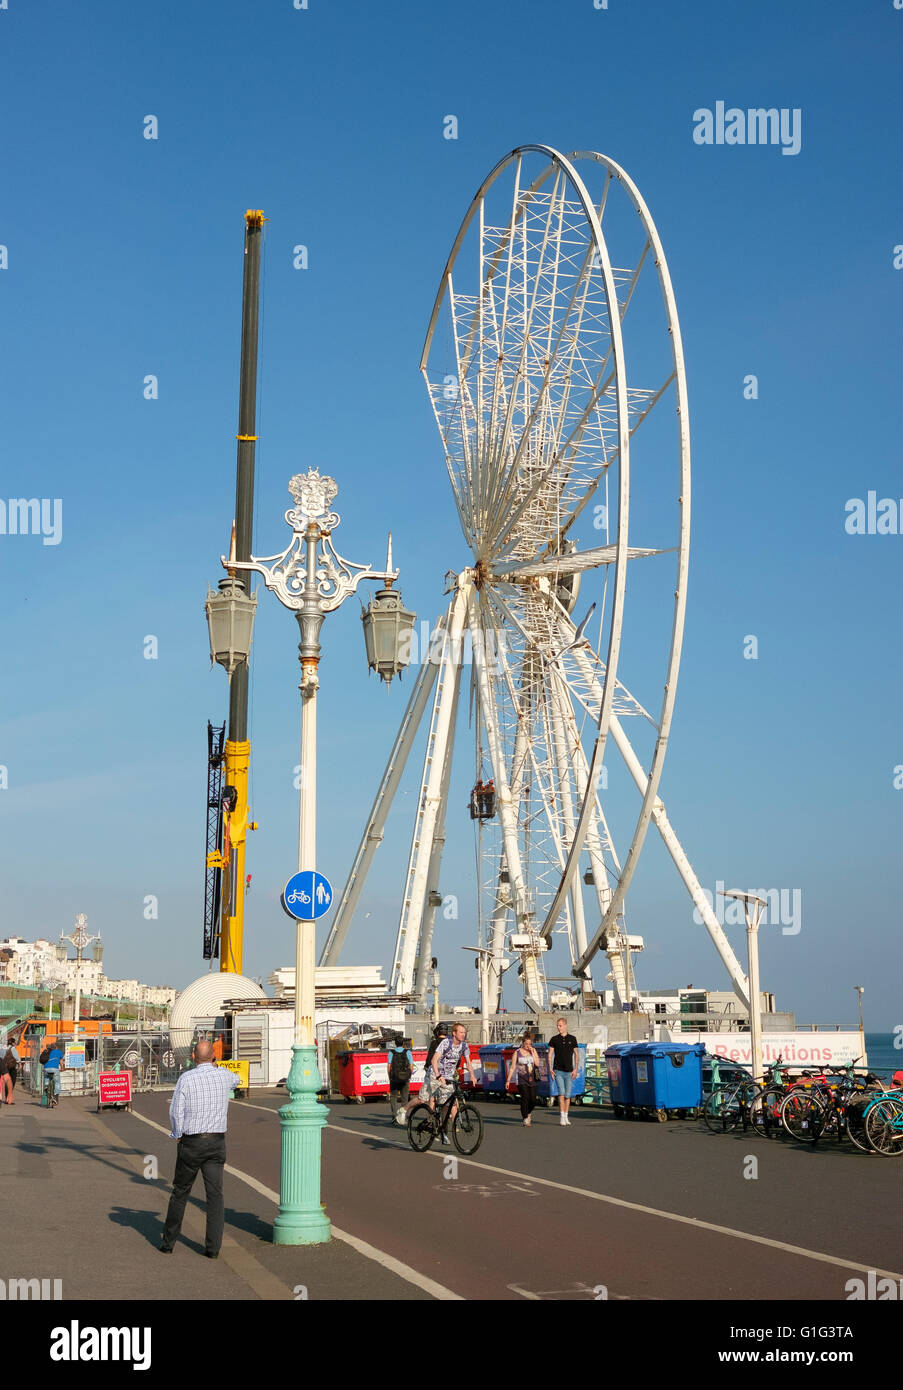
[548,1017,579,1126]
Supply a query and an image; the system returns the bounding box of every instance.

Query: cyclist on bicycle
[430,1024,477,1145]
[414,1023,449,1113]
[40,1043,64,1105]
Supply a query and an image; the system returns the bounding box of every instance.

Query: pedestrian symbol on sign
[281,870,334,921]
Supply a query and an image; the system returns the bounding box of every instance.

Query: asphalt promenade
[0,1088,430,1302]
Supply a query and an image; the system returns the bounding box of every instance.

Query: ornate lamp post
[60,913,98,1042]
[230,467,414,1245]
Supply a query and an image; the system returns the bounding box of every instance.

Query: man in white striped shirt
[160,1040,239,1258]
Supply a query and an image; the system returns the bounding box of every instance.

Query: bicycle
[864,1093,903,1156]
[407,1079,484,1155]
[779,1059,880,1146]
[703,1057,787,1137]
[43,1069,59,1108]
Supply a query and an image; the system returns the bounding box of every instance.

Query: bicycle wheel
[846,1097,874,1154]
[749,1086,786,1140]
[407,1104,438,1153]
[865,1097,903,1156]
[452,1103,484,1156]
[780,1090,825,1143]
[703,1086,742,1133]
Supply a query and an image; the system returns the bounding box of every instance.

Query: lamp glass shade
[205,580,257,676]
[362,586,416,685]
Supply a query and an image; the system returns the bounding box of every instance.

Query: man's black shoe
[159,1244,173,1254]
[204,1251,219,1259]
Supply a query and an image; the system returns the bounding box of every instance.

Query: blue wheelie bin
[478,1045,511,1098]
[628,1041,706,1121]
[605,1043,640,1118]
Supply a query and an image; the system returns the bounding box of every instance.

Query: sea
[864,1032,902,1078]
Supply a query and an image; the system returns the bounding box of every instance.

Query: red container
[337,1049,430,1100]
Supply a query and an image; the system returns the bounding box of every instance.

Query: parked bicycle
[407,1079,483,1155]
[779,1059,885,1147]
[703,1056,788,1137]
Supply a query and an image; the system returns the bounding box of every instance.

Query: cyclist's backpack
[389,1048,412,1085]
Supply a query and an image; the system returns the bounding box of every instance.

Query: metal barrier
[22,1031,178,1098]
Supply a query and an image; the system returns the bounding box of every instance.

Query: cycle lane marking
[319,1118,903,1283]
[127,1107,462,1301]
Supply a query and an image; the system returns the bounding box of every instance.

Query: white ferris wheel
[321,145,751,1015]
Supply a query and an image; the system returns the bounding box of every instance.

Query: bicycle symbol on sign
[285,889,312,906]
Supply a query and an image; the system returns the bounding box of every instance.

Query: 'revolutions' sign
[98,1071,132,1105]
[673,1032,864,1070]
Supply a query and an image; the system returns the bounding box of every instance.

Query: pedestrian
[506,1030,541,1126]
[386,1033,413,1126]
[1,1037,20,1104]
[159,1039,239,1258]
[548,1017,580,1126]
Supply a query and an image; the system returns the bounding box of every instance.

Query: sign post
[97,1070,132,1112]
[273,864,334,1247]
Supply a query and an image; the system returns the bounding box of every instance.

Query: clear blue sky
[1,0,900,1030]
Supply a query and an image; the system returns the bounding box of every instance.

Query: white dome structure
[169,971,266,1063]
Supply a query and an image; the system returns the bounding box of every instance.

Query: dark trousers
[389,1082,410,1112]
[518,1081,538,1119]
[162,1133,226,1255]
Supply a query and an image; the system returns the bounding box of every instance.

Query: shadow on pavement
[16,1133,149,1184]
[109,1205,172,1247]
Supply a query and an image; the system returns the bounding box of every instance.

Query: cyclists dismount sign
[281,870,334,921]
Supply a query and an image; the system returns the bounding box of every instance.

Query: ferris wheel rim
[544,151,691,964]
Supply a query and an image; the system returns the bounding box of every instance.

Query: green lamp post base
[273,1043,331,1246]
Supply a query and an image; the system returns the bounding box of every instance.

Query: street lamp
[230,467,415,1246]
[39,978,59,1021]
[721,891,767,1084]
[854,985,865,1060]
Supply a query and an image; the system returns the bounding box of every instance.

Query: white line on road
[127,1106,462,1301]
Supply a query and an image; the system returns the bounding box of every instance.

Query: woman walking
[507,1031,541,1126]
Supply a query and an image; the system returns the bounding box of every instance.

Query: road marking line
[322,1120,903,1282]
[127,1106,462,1301]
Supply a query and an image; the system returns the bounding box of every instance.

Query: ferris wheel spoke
[486,237,621,556]
[481,173,574,539]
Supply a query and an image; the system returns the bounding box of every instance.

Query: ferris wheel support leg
[548,669,593,993]
[485,884,510,1016]
[393,587,469,996]
[595,715,750,1008]
[468,588,545,1012]
[413,658,462,1002]
[318,653,439,968]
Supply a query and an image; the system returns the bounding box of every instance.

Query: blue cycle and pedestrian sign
[282,870,334,920]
